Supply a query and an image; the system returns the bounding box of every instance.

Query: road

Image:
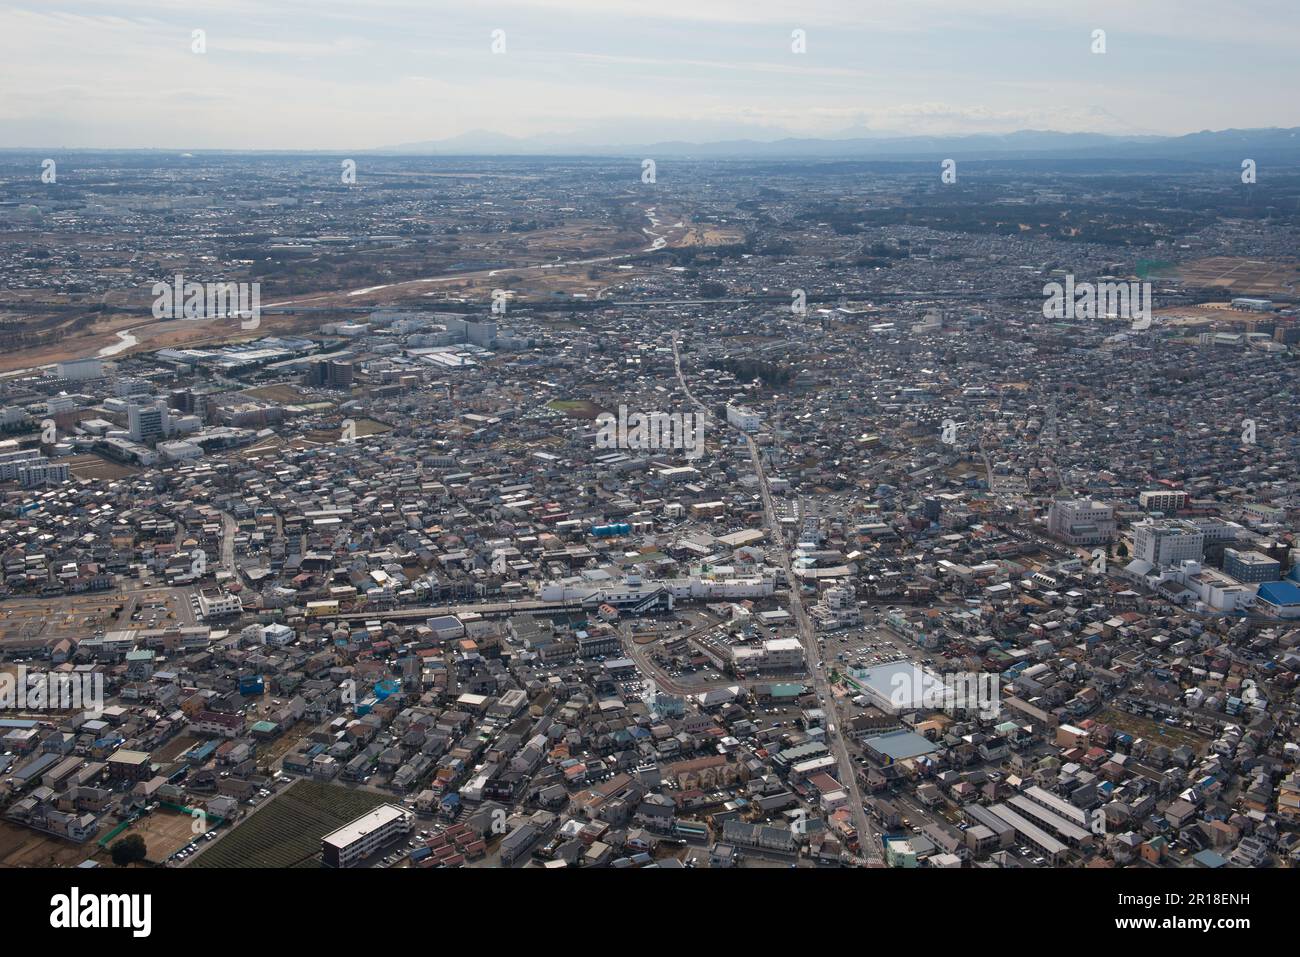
[671,332,881,864]
[220,511,238,573]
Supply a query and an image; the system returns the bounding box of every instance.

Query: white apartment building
[0,447,45,480]
[18,460,70,487]
[725,403,762,433]
[322,804,413,868]
[1138,489,1188,512]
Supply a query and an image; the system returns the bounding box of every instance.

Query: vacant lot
[112,807,200,865]
[67,453,139,481]
[241,383,309,404]
[1098,706,1211,755]
[189,780,389,869]
[0,821,95,868]
[0,593,140,644]
[548,399,602,419]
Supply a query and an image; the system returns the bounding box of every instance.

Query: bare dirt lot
[0,821,96,868]
[67,452,139,481]
[112,807,201,865]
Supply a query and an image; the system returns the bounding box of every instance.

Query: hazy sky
[2,0,1297,149]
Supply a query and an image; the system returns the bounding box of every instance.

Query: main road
[671,333,882,864]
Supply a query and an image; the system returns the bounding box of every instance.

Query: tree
[111,834,147,867]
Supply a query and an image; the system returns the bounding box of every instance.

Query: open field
[241,383,312,404]
[67,452,140,480]
[299,417,390,447]
[1176,257,1300,297]
[0,821,96,868]
[189,779,389,868]
[243,433,287,457]
[112,807,202,865]
[1097,706,1212,755]
[152,732,201,764]
[548,399,602,418]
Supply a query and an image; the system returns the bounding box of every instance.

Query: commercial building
[128,401,169,444]
[731,636,805,675]
[1133,520,1204,569]
[1047,499,1115,545]
[1256,580,1300,620]
[1222,548,1281,584]
[305,359,355,389]
[725,403,761,432]
[55,358,104,381]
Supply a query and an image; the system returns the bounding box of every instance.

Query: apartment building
[322,804,413,868]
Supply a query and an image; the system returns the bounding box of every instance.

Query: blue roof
[1258,580,1300,606]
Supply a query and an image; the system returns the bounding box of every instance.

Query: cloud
[0,0,1295,148]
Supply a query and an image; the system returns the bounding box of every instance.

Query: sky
[1,0,1297,150]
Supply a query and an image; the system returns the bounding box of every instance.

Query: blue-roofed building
[184,740,219,763]
[1256,580,1300,619]
[238,674,265,696]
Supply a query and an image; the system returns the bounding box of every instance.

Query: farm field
[189,780,388,869]
[1176,256,1299,296]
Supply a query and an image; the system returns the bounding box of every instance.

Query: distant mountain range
[378,127,1300,163]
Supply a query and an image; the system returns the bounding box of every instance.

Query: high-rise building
[1133,520,1205,569]
[305,359,355,390]
[128,401,168,444]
